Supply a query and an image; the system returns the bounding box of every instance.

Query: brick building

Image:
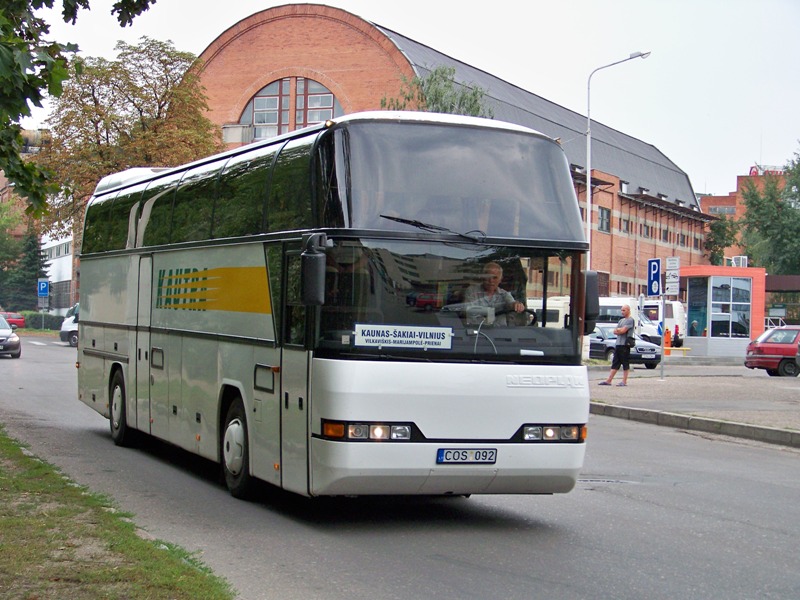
[193,4,711,297]
[698,165,787,262]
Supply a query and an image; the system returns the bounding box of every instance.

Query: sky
[23,0,800,196]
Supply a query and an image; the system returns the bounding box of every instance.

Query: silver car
[0,316,21,359]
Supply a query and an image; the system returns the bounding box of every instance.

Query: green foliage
[0,200,23,267]
[381,65,494,118]
[703,215,739,265]
[0,424,234,598]
[740,169,800,274]
[36,36,224,238]
[0,0,155,216]
[0,224,48,310]
[18,309,62,329]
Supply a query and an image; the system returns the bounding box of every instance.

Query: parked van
[642,300,687,347]
[598,296,661,345]
[59,303,79,347]
[527,296,572,328]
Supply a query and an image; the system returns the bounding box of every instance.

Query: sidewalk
[588,358,800,448]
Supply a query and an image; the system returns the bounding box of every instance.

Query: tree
[703,215,739,266]
[381,65,494,118]
[35,36,224,238]
[0,0,156,215]
[0,200,24,267]
[0,223,48,310]
[740,169,800,274]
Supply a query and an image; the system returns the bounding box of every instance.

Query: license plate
[642,353,656,359]
[436,448,497,464]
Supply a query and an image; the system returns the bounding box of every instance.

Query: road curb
[590,402,800,449]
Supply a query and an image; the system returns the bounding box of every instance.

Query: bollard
[664,327,671,356]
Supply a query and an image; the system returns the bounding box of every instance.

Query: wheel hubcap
[223,418,245,475]
[111,385,122,429]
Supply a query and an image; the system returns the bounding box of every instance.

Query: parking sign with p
[647,258,661,297]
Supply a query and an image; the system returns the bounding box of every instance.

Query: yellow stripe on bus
[158,267,272,314]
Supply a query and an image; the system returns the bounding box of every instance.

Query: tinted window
[108,182,147,250]
[82,192,118,254]
[340,122,583,243]
[269,137,314,232]
[139,172,182,247]
[316,131,344,228]
[172,161,223,243]
[215,144,280,238]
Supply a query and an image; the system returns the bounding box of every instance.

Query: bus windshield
[332,121,585,245]
[315,239,581,363]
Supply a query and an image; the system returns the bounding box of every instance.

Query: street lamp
[585,51,650,269]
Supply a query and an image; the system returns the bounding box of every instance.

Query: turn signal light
[322,420,413,441]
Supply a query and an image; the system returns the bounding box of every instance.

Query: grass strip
[0,425,235,599]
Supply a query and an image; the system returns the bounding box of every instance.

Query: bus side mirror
[301,233,331,306]
[583,270,599,335]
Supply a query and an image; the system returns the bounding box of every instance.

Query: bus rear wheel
[222,398,255,499]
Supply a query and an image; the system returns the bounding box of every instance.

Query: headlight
[322,420,413,441]
[522,424,586,443]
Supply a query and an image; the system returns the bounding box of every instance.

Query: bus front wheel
[109,370,134,447]
[222,398,255,499]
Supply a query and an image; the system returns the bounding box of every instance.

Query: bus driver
[464,262,525,325]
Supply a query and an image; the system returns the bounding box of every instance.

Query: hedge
[19,310,64,331]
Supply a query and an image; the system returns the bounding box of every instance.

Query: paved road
[3,337,800,599]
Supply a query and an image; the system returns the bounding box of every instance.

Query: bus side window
[284,253,306,346]
[266,244,283,343]
[140,172,182,247]
[172,161,222,243]
[270,137,313,232]
[216,145,279,238]
[82,192,117,254]
[108,185,145,250]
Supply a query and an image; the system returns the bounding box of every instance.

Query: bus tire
[222,398,254,499]
[109,370,134,447]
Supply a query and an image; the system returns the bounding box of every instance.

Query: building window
[241,77,344,141]
[661,228,669,242]
[598,207,611,233]
[708,206,736,215]
[688,276,752,339]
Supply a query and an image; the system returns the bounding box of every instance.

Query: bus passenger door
[280,251,310,495]
[135,255,152,434]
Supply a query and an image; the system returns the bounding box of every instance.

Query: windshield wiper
[380,214,486,242]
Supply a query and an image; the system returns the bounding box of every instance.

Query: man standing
[599,304,635,387]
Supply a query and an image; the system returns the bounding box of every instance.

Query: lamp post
[585,51,650,270]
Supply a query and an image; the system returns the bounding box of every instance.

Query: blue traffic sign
[37,279,49,298]
[647,258,661,297]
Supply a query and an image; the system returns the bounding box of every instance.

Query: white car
[59,303,79,347]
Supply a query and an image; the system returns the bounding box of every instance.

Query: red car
[744,326,800,377]
[0,312,25,329]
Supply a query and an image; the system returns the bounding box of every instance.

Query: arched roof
[197,4,697,211]
[374,24,699,211]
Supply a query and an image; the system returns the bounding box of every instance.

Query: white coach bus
[77,111,599,499]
